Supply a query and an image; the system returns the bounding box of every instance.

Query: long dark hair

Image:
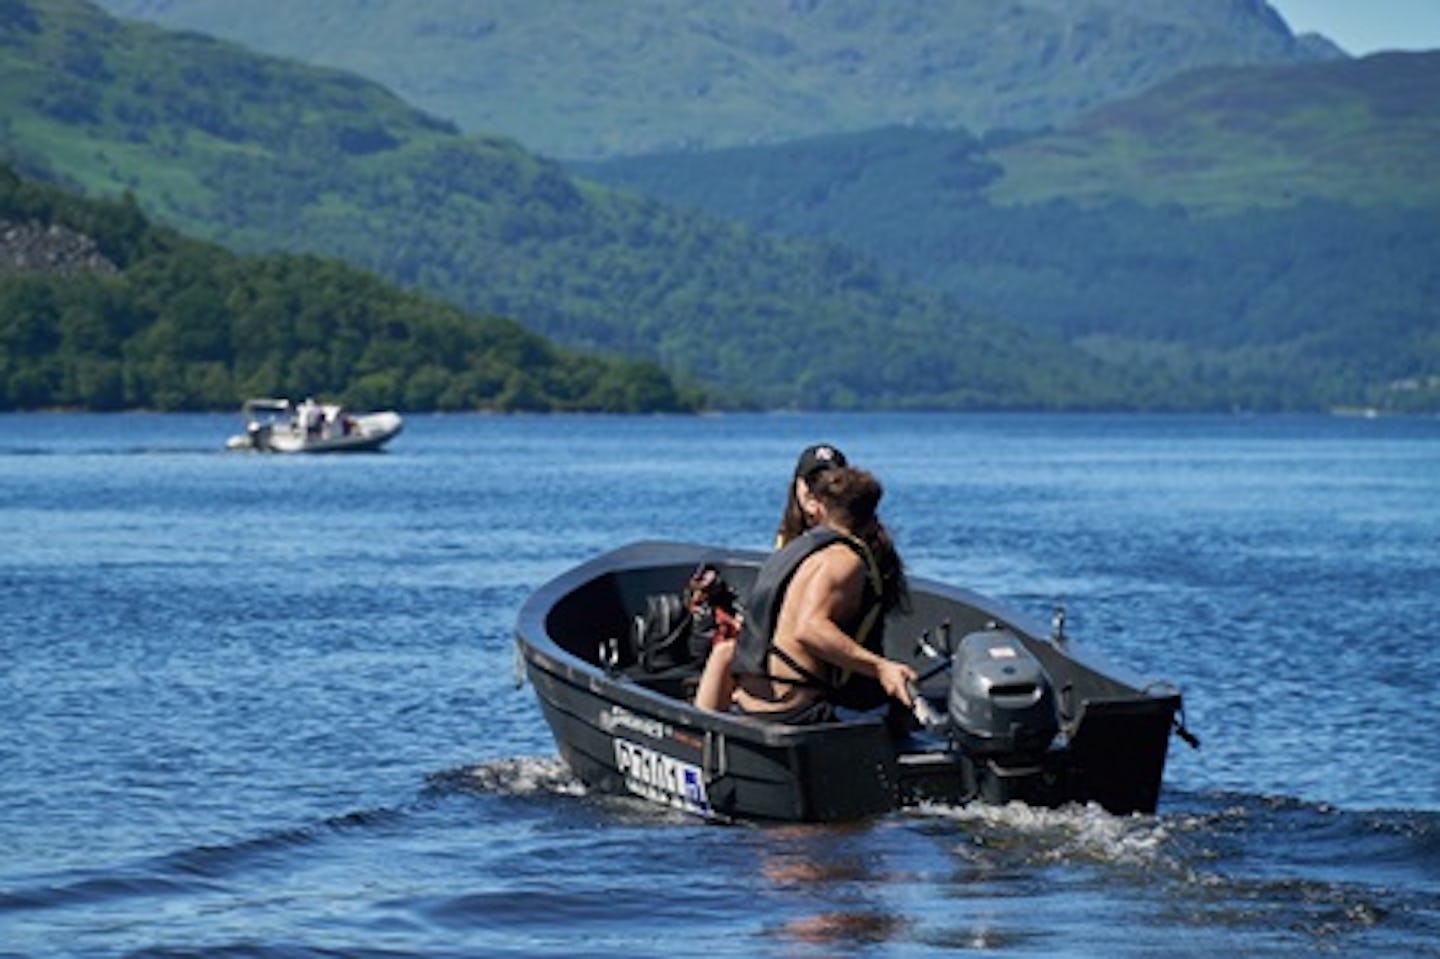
[775,444,847,546]
[809,466,909,613]
[775,485,810,547]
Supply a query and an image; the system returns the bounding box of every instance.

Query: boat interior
[542,557,1167,734]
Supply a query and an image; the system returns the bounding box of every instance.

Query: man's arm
[789,546,915,705]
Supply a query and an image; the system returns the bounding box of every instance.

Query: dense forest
[0,164,698,412]
[1,0,1153,411]
[575,55,1440,414]
[4,1,1432,412]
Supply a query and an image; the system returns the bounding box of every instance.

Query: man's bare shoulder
[800,540,863,584]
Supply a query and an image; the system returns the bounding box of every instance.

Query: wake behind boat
[224,397,403,453]
[515,541,1192,823]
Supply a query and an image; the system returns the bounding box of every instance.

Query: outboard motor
[947,629,1059,758]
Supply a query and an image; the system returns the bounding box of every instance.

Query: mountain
[2,0,1149,411]
[573,53,1440,413]
[90,0,1342,159]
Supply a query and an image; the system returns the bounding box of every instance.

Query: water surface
[2,412,1437,956]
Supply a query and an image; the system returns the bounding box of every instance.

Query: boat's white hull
[227,411,403,453]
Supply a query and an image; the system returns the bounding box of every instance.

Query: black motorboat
[514,541,1191,823]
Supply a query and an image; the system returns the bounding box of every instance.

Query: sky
[1266,0,1440,55]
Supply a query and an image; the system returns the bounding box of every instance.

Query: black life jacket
[732,525,888,711]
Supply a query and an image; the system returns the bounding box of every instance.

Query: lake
[2,411,1437,957]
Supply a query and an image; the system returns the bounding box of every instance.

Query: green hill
[91,0,1340,159]
[1,0,1166,411]
[0,163,696,412]
[574,53,1440,413]
[991,52,1440,211]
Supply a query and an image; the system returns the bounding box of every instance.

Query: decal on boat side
[599,705,670,742]
[670,730,703,750]
[613,738,709,815]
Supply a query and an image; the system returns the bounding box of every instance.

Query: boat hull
[525,644,902,820]
[515,541,1181,822]
[226,410,403,453]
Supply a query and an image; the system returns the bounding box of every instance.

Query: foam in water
[437,755,588,798]
[914,799,1174,867]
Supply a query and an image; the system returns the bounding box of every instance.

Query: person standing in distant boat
[696,465,914,723]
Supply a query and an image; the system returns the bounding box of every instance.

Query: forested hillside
[7,1,1424,412]
[1,0,1158,411]
[92,0,1340,159]
[575,53,1440,413]
[0,164,696,412]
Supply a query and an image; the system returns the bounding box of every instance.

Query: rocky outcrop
[0,219,118,276]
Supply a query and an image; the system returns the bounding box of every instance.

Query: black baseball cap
[793,443,847,479]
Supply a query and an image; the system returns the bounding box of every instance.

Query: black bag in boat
[630,564,743,673]
[631,593,694,672]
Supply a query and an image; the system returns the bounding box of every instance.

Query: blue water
[2,412,1438,957]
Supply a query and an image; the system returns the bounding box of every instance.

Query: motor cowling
[947,629,1059,757]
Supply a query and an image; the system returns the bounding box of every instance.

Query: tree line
[0,164,699,413]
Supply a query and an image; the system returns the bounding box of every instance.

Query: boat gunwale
[516,543,887,747]
[514,540,1179,745]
